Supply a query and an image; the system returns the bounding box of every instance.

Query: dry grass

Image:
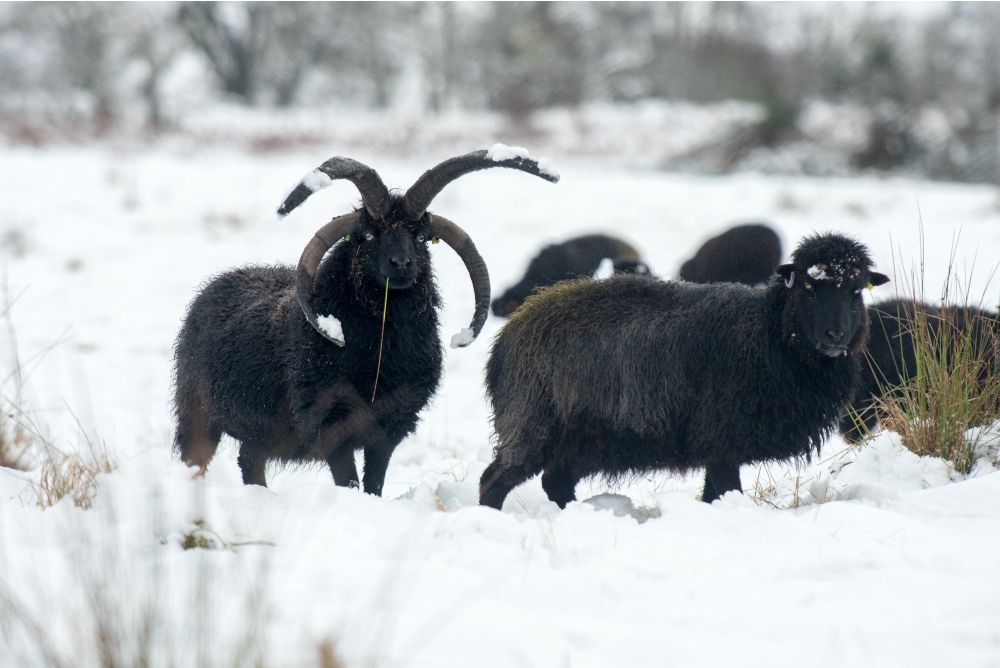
[318,640,348,668]
[749,462,837,509]
[0,410,35,471]
[19,423,117,510]
[850,232,1000,474]
[871,305,1000,473]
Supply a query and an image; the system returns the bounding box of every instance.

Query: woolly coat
[487,275,863,478]
[173,241,442,468]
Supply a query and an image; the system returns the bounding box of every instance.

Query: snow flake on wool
[807,262,861,287]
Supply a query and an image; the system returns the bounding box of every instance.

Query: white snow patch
[584,493,659,523]
[449,327,475,348]
[807,264,829,280]
[486,143,531,162]
[302,168,333,192]
[316,314,344,344]
[535,157,560,181]
[825,434,955,499]
[592,257,615,280]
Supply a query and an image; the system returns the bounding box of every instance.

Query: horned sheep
[480,233,889,508]
[173,147,557,493]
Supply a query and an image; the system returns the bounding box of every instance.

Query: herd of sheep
[172,146,999,506]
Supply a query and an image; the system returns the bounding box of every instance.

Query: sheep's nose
[827,329,845,343]
[391,255,411,269]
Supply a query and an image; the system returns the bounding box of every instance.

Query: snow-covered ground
[1,141,1000,667]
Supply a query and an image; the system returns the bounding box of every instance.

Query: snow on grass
[1,141,1000,666]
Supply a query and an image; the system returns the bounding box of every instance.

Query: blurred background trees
[0,1,998,183]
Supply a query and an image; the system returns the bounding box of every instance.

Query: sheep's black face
[795,278,867,357]
[776,233,890,359]
[356,214,431,290]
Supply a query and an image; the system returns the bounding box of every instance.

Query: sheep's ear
[868,272,890,288]
[775,263,795,286]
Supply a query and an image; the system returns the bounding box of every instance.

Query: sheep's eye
[416,234,425,243]
[364,232,374,241]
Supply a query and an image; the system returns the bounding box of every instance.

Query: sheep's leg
[174,379,222,475]
[541,464,580,509]
[479,458,537,510]
[326,447,360,488]
[702,462,741,503]
[361,441,394,496]
[237,446,268,487]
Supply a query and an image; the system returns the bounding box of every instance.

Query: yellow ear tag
[867,282,874,290]
[431,237,440,244]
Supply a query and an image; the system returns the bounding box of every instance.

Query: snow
[315,314,344,345]
[485,142,561,181]
[808,264,830,280]
[592,257,615,280]
[485,142,532,162]
[449,327,476,349]
[1,137,1000,666]
[301,167,333,193]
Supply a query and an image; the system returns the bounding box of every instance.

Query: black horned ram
[174,146,558,494]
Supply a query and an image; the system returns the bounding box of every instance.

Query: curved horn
[278,157,392,220]
[429,214,490,348]
[403,146,559,219]
[295,212,361,346]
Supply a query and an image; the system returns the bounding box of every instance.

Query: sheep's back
[176,266,298,422]
[491,276,767,438]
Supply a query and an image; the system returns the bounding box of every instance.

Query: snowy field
[1,142,1000,667]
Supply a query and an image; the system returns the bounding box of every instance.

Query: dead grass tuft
[852,229,1000,474]
[0,410,35,471]
[317,639,347,668]
[27,438,117,510]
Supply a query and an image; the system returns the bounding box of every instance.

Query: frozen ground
[1,142,1000,667]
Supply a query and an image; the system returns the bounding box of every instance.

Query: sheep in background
[174,147,558,493]
[679,223,782,286]
[840,300,1000,442]
[480,233,889,508]
[491,234,647,318]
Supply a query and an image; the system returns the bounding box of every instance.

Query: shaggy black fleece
[173,203,442,496]
[840,299,1000,442]
[679,223,782,286]
[491,234,642,317]
[481,233,888,508]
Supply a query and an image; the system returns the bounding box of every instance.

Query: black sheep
[840,299,1000,442]
[679,223,782,286]
[491,234,645,317]
[174,148,557,493]
[480,233,889,508]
